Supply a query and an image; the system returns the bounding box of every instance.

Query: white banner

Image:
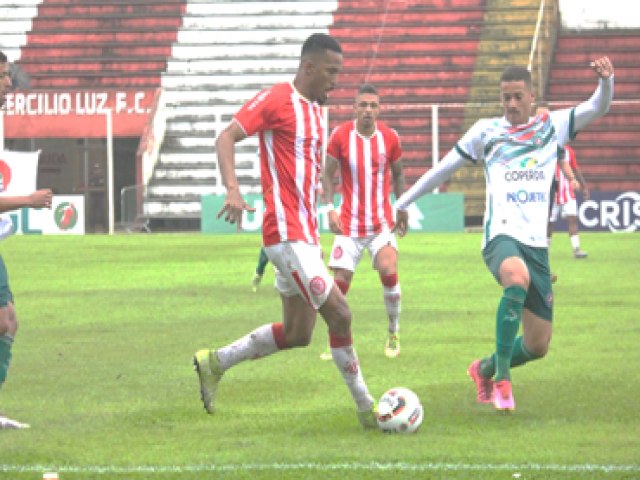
[0,149,39,194]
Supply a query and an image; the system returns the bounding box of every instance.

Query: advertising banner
[0,150,84,235]
[0,150,39,195]
[2,89,156,137]
[201,193,464,234]
[552,190,640,233]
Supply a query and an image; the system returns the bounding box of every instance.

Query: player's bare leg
[319,286,376,428]
[375,245,401,358]
[0,304,27,428]
[567,216,587,258]
[320,269,352,361]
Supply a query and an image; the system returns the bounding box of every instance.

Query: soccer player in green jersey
[394,57,614,411]
[0,50,55,429]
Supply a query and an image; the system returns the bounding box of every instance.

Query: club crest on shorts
[332,245,343,260]
[309,276,327,296]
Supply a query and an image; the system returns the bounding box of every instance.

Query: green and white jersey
[456,109,576,249]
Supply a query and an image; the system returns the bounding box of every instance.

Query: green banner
[201,192,464,234]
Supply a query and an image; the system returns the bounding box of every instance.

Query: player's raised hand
[216,188,256,230]
[590,56,614,79]
[30,189,53,209]
[393,209,409,238]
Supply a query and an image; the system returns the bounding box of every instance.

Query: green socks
[510,335,540,368]
[479,335,542,378]
[0,334,14,386]
[494,286,527,381]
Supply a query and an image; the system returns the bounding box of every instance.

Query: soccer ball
[376,387,424,434]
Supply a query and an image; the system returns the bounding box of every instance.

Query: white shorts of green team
[550,198,578,222]
[264,241,334,310]
[328,228,398,272]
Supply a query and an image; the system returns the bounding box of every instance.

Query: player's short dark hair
[358,84,378,96]
[500,66,532,87]
[0,51,7,63]
[301,33,342,57]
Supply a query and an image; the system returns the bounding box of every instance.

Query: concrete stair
[145,1,337,229]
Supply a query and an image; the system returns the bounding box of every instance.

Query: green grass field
[0,232,638,480]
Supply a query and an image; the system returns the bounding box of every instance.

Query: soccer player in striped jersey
[395,57,614,412]
[193,34,378,428]
[548,145,590,258]
[0,50,53,429]
[321,84,408,359]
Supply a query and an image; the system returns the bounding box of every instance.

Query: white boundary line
[1,462,639,474]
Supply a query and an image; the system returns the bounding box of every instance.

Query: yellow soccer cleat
[357,404,379,430]
[384,333,400,358]
[193,349,224,414]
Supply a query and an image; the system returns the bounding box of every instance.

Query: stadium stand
[328,0,486,197]
[546,29,640,192]
[0,1,42,64]
[1,0,637,230]
[143,1,338,229]
[16,0,186,89]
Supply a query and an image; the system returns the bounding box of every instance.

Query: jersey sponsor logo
[309,276,327,296]
[506,190,548,204]
[519,157,539,169]
[504,170,546,182]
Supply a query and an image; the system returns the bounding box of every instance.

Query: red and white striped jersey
[234,82,326,246]
[327,120,402,237]
[554,145,579,205]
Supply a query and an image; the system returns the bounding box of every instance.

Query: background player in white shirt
[395,57,614,412]
[321,84,408,358]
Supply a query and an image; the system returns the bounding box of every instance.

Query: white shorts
[264,241,334,310]
[550,198,578,222]
[328,229,398,272]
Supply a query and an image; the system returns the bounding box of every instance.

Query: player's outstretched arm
[573,56,614,132]
[215,121,255,228]
[0,189,53,213]
[394,149,467,211]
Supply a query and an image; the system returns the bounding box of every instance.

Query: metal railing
[528,0,560,101]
